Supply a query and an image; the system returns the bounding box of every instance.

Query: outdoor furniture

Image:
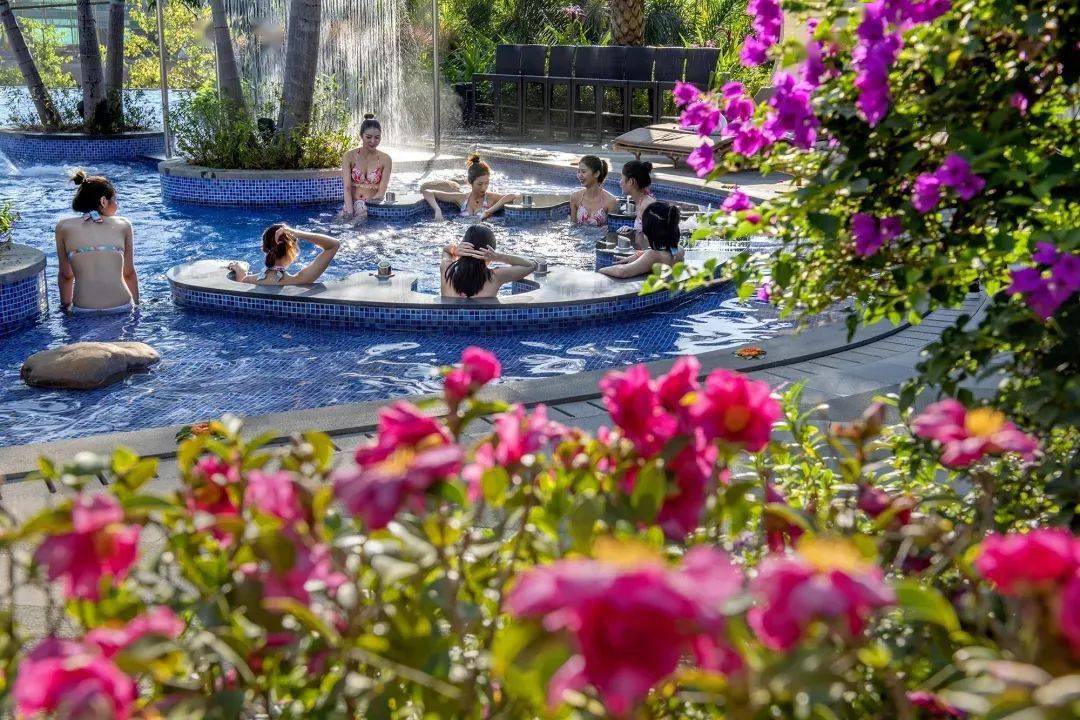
[684,48,721,87]
[652,48,688,122]
[517,44,549,136]
[544,46,575,140]
[611,121,730,168]
[472,45,523,133]
[623,46,656,131]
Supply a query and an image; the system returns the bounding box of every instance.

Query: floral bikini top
[350,164,383,189]
[576,204,608,227]
[460,195,491,217]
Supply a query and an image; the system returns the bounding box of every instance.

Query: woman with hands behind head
[441,223,536,298]
[227,223,340,285]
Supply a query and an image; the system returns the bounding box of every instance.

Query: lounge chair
[611,121,730,168]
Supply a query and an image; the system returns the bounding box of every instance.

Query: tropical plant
[208,0,246,112]
[0,18,75,88]
[1,85,154,131]
[610,0,645,45]
[0,200,18,245]
[0,0,61,128]
[104,0,126,119]
[124,2,215,89]
[277,0,321,135]
[75,0,110,129]
[1,347,1075,718]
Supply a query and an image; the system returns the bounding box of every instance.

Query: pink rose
[974,528,1078,596]
[690,369,781,451]
[33,494,140,601]
[464,404,566,501]
[85,606,184,658]
[14,638,136,720]
[600,364,677,457]
[245,470,306,524]
[445,347,502,402]
[912,399,1040,468]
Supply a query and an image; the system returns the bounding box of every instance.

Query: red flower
[691,369,780,451]
[912,400,1039,468]
[974,528,1078,596]
[85,607,184,658]
[599,364,677,457]
[14,638,136,720]
[444,347,502,402]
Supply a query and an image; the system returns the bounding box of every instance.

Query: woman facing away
[422,155,518,222]
[618,159,657,246]
[54,171,139,314]
[227,224,340,285]
[600,201,683,279]
[569,155,618,227]
[341,114,392,221]
[441,223,537,298]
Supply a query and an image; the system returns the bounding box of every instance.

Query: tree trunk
[209,0,246,112]
[76,0,109,130]
[610,0,645,46]
[0,0,61,128]
[276,0,321,135]
[104,0,125,123]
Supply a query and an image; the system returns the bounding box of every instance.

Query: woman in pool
[569,155,618,227]
[619,159,657,245]
[341,114,392,220]
[422,155,518,222]
[600,201,683,279]
[441,223,537,298]
[54,170,139,314]
[227,223,340,285]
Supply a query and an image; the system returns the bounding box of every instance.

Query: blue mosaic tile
[0,132,165,166]
[159,172,344,207]
[0,270,49,336]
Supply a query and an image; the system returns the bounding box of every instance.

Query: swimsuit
[66,244,124,260]
[350,163,384,210]
[263,265,290,282]
[460,195,491,217]
[69,302,133,315]
[576,204,608,227]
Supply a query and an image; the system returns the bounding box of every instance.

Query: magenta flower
[974,528,1078,596]
[1010,91,1029,115]
[657,438,720,538]
[911,173,942,213]
[687,141,716,177]
[85,606,185,658]
[257,542,347,604]
[907,690,966,718]
[507,546,743,715]
[245,470,306,524]
[185,455,241,540]
[445,346,502,402]
[740,35,770,66]
[14,638,136,720]
[1060,572,1080,656]
[851,212,902,256]
[748,543,895,651]
[722,190,753,212]
[731,123,771,156]
[672,81,701,108]
[763,73,819,149]
[464,404,565,500]
[680,99,724,136]
[852,2,903,126]
[935,154,985,200]
[1007,245,1079,319]
[560,4,586,22]
[600,364,677,457]
[756,282,774,303]
[33,494,140,601]
[690,369,780,451]
[912,399,1040,468]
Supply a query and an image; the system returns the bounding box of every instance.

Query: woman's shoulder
[570,187,585,200]
[378,149,392,163]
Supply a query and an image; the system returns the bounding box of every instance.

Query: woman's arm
[480,192,518,221]
[372,154,392,199]
[603,190,620,213]
[341,151,354,215]
[599,250,663,278]
[569,189,581,224]
[54,227,74,308]
[289,228,341,284]
[487,249,537,284]
[121,220,139,303]
[422,189,462,220]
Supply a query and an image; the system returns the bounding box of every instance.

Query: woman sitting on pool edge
[441,224,536,298]
[341,114,392,221]
[55,170,139,314]
[227,224,339,285]
[618,159,657,247]
[569,155,618,227]
[422,155,517,222]
[600,201,682,279]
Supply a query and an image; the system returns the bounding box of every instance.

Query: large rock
[21,342,160,390]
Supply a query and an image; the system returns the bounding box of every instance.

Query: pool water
[0,160,787,448]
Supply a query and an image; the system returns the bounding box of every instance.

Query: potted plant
[0,201,18,251]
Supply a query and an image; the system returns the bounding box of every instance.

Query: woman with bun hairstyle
[54,170,139,313]
[421,155,518,222]
[618,159,657,245]
[600,201,683,279]
[341,114,392,220]
[569,155,618,227]
[226,224,339,285]
[440,223,536,298]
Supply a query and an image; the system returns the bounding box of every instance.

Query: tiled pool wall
[0,130,165,165]
[0,268,49,336]
[159,170,344,206]
[170,281,709,333]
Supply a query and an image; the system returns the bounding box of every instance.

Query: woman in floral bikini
[569,155,618,227]
[341,114,392,221]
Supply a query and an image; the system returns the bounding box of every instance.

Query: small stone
[21,341,160,390]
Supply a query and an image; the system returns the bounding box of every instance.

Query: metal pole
[431,0,440,153]
[156,0,172,157]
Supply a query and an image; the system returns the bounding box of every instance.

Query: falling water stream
[224,0,411,140]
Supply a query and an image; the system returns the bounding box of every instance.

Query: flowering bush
[1,348,1076,718]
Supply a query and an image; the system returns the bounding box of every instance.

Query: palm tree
[0,0,61,128]
[276,0,321,135]
[104,0,125,121]
[610,0,645,46]
[208,0,246,112]
[76,0,108,128]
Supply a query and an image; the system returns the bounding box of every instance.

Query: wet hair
[444,224,495,298]
[580,155,608,183]
[642,202,680,252]
[466,154,491,185]
[70,170,116,213]
[360,113,381,135]
[261,223,297,270]
[621,160,653,190]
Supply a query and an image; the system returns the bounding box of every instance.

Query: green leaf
[894,579,960,632]
[631,463,666,520]
[302,430,335,469]
[482,467,510,504]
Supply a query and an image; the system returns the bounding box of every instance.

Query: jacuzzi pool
[0,158,787,447]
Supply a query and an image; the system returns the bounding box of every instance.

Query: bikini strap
[66,244,124,260]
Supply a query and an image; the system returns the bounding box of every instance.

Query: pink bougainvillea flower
[721,82,755,123]
[687,141,717,177]
[1010,91,1029,115]
[1059,571,1080,656]
[763,72,819,149]
[14,638,137,720]
[333,401,462,529]
[33,494,139,601]
[756,282,774,303]
[690,368,781,452]
[1007,244,1080,320]
[722,190,753,212]
[672,81,701,107]
[729,123,771,156]
[911,172,942,213]
[680,99,724,137]
[258,542,347,604]
[85,606,185,659]
[245,470,306,525]
[444,346,502,402]
[748,539,895,650]
[851,212,902,256]
[740,34,770,66]
[912,399,1040,468]
[600,364,678,457]
[935,153,986,200]
[974,528,1078,596]
[907,690,966,718]
[508,545,743,716]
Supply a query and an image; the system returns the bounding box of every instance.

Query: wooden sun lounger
[612,123,731,168]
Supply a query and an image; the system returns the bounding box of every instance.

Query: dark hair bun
[642,161,653,173]
[363,113,375,120]
[468,154,482,165]
[71,169,87,185]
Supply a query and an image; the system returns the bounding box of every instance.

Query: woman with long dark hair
[227,224,339,285]
[440,224,536,298]
[341,114,392,220]
[422,155,518,222]
[54,170,139,313]
[600,201,683,279]
[618,159,657,245]
[570,155,618,227]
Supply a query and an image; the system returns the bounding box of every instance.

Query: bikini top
[263,265,290,281]
[460,195,491,216]
[66,244,124,260]
[576,204,608,227]
[351,164,383,187]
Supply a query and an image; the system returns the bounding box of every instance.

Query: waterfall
[223,0,412,142]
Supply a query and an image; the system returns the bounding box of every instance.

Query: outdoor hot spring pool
[0,159,788,447]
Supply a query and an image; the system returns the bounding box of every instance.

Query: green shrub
[0,87,154,132]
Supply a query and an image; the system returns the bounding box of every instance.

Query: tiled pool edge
[0,297,976,480]
[0,129,165,165]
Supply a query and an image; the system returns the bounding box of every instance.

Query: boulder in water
[21,342,160,390]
